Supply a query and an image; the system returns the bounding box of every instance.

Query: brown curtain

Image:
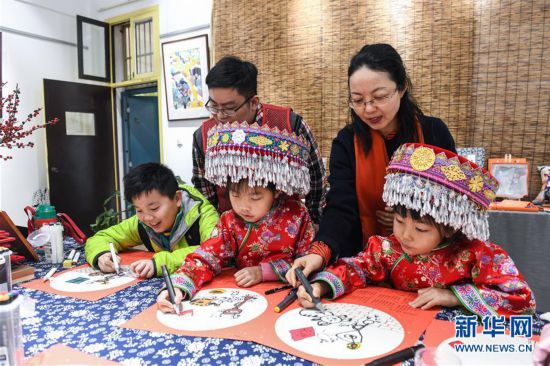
[212,0,550,200]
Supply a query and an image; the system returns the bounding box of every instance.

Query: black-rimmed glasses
[349,89,398,110]
[205,95,254,116]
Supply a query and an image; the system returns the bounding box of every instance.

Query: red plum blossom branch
[1,83,59,160]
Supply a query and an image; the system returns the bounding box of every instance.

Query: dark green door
[121,86,160,176]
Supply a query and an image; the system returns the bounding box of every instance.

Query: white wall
[0,0,96,225]
[94,0,213,184]
[0,0,212,225]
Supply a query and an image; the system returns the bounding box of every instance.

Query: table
[16,239,548,365]
[488,210,550,312]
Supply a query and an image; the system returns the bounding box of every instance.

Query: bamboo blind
[212,0,550,200]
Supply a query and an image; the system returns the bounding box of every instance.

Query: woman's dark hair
[206,56,257,98]
[123,163,178,202]
[348,43,423,153]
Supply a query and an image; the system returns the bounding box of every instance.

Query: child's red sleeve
[294,202,316,258]
[309,235,389,299]
[263,201,316,281]
[451,241,536,318]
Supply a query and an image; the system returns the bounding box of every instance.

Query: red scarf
[355,121,424,244]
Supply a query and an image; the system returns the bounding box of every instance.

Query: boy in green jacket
[85,163,219,277]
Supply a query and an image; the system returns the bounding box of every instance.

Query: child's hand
[156,288,184,313]
[98,252,120,273]
[409,287,460,310]
[286,254,324,287]
[130,259,155,278]
[235,266,262,287]
[297,282,328,308]
[533,324,550,366]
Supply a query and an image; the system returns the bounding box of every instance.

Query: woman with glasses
[287,43,456,282]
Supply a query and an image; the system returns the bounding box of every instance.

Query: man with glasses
[192,56,326,224]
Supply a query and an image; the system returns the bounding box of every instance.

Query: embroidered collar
[401,237,455,263]
[243,221,259,230]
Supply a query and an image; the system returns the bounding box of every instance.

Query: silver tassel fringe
[383,173,490,242]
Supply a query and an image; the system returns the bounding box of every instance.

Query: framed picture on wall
[162,34,210,121]
[488,157,529,199]
[457,147,486,168]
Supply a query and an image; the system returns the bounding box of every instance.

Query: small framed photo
[488,157,529,199]
[162,34,210,121]
[457,147,486,168]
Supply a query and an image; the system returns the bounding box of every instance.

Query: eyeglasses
[349,89,398,110]
[205,95,254,117]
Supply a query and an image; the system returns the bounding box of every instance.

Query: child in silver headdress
[157,122,315,310]
[291,143,535,318]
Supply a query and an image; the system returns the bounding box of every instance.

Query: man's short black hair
[123,163,178,202]
[205,56,257,98]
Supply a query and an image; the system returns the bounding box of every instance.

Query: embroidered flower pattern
[381,239,392,254]
[409,146,436,171]
[207,132,220,147]
[249,134,274,146]
[290,143,300,156]
[441,165,467,181]
[278,140,289,151]
[498,258,519,276]
[469,175,484,192]
[231,129,246,144]
[285,221,298,237]
[221,132,231,143]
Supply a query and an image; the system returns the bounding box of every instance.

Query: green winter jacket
[85,184,219,275]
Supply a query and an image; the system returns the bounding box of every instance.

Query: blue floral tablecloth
[16,239,547,366]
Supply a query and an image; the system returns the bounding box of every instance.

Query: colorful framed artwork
[488,157,529,199]
[162,34,210,121]
[457,147,486,168]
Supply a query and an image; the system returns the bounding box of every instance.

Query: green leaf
[90,191,128,233]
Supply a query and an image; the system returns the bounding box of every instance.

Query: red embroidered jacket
[171,197,315,298]
[311,234,535,318]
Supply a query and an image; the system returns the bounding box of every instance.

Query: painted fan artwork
[275,303,404,359]
[49,265,136,293]
[22,250,151,301]
[157,288,268,331]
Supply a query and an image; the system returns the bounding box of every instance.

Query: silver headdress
[205,122,310,196]
[383,143,499,241]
